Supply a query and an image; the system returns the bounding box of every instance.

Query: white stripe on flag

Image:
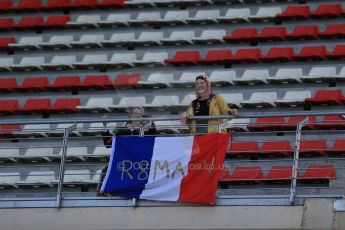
[140,136,194,201]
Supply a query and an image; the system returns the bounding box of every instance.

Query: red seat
[220,166,263,184]
[49,76,81,90]
[299,140,327,157]
[49,98,80,113]
[17,77,49,91]
[43,15,70,28]
[220,166,231,181]
[43,0,72,10]
[113,74,141,89]
[0,78,18,92]
[282,116,317,130]
[18,98,52,113]
[309,4,343,18]
[15,0,42,11]
[0,100,19,114]
[229,48,262,63]
[259,141,292,158]
[164,51,201,66]
[0,0,13,12]
[299,164,336,183]
[15,16,44,29]
[326,140,345,156]
[0,37,15,50]
[305,89,344,106]
[327,45,345,60]
[277,5,311,20]
[286,25,319,40]
[257,26,287,42]
[247,117,286,131]
[223,28,258,43]
[314,115,345,130]
[293,45,328,61]
[96,0,124,7]
[197,50,232,65]
[262,166,295,184]
[319,24,345,39]
[79,75,113,89]
[70,0,98,9]
[0,18,15,30]
[227,141,259,158]
[0,124,20,136]
[260,47,294,62]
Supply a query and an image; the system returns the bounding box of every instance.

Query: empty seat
[327,45,345,60]
[73,54,107,69]
[0,78,18,92]
[70,0,97,8]
[247,117,286,131]
[39,35,73,49]
[113,74,141,89]
[161,31,194,45]
[0,57,14,71]
[101,32,134,48]
[283,116,317,130]
[50,123,83,137]
[156,10,189,25]
[18,98,51,114]
[0,18,14,30]
[96,0,125,8]
[78,75,113,90]
[286,25,319,40]
[42,15,70,29]
[133,52,168,66]
[234,69,268,84]
[220,166,262,184]
[223,28,258,43]
[219,93,244,108]
[305,89,344,105]
[314,115,345,130]
[249,6,282,21]
[0,37,16,50]
[187,9,219,24]
[192,29,226,44]
[9,36,42,50]
[277,5,310,20]
[0,172,20,187]
[309,4,343,18]
[209,70,236,86]
[20,171,56,186]
[230,48,262,63]
[111,96,146,111]
[41,55,76,70]
[19,124,51,137]
[197,50,232,65]
[154,120,189,134]
[15,16,44,29]
[128,31,163,46]
[299,140,327,157]
[91,146,110,157]
[17,77,49,91]
[293,45,328,61]
[170,71,205,87]
[262,166,294,184]
[49,76,80,91]
[177,93,195,108]
[267,67,302,83]
[15,0,42,11]
[228,141,259,158]
[319,24,345,39]
[165,51,200,65]
[299,165,336,183]
[301,66,337,83]
[129,12,161,26]
[257,26,287,42]
[259,141,292,157]
[71,34,104,48]
[104,53,135,68]
[43,0,72,10]
[0,0,13,12]
[77,97,113,112]
[60,146,88,161]
[241,92,277,107]
[0,124,21,137]
[326,140,345,156]
[224,118,250,132]
[0,100,19,114]
[0,147,20,162]
[24,147,54,162]
[144,95,180,110]
[64,170,93,183]
[97,13,131,27]
[275,90,311,107]
[11,56,44,71]
[49,98,80,113]
[217,8,250,23]
[138,73,173,88]
[260,47,294,62]
[68,15,100,28]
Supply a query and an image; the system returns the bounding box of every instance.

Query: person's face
[195,79,207,95]
[130,108,143,118]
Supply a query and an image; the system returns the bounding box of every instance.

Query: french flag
[101,133,231,204]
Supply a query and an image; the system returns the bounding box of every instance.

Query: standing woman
[181,75,237,134]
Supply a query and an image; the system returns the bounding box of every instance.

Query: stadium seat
[78,75,113,90]
[309,4,343,18]
[319,24,345,39]
[48,76,80,91]
[0,18,14,30]
[267,67,302,83]
[276,5,311,20]
[68,15,100,28]
[241,92,277,107]
[257,26,287,42]
[262,166,294,184]
[0,57,13,71]
[97,13,131,27]
[156,10,189,25]
[0,78,18,92]
[70,34,104,48]
[133,52,168,66]
[19,171,56,186]
[39,35,73,49]
[0,124,21,137]
[293,45,328,61]
[77,97,113,113]
[299,140,327,157]
[42,15,70,29]
[275,90,311,107]
[334,66,345,81]
[18,124,51,137]
[220,166,263,184]
[247,117,286,131]
[15,0,42,11]
[101,32,134,47]
[234,69,269,84]
[96,0,124,8]
[91,146,110,157]
[49,123,83,137]
[192,29,226,44]
[24,147,54,162]
[219,93,244,108]
[43,0,72,10]
[9,36,42,50]
[326,140,345,156]
[286,25,319,40]
[137,73,173,88]
[170,71,205,87]
[15,16,44,30]
[327,45,345,60]
[0,37,15,50]
[61,146,88,161]
[197,50,232,65]
[11,56,44,71]
[227,141,259,158]
[0,0,13,12]
[144,95,180,111]
[41,55,76,70]
[217,8,250,23]
[165,51,200,65]
[0,172,20,187]
[161,31,195,45]
[223,28,258,43]
[49,98,80,113]
[0,100,19,115]
[305,89,344,105]
[314,115,345,130]
[230,48,262,63]
[18,98,51,114]
[187,9,219,24]
[301,66,337,82]
[128,12,161,26]
[113,74,141,89]
[249,6,282,22]
[0,147,20,163]
[224,118,250,132]
[111,96,146,111]
[299,164,336,184]
[63,170,93,184]
[260,47,294,62]
[73,54,107,69]
[17,77,49,91]
[176,93,195,109]
[209,70,236,86]
[128,31,163,46]
[104,53,135,68]
[154,120,188,134]
[282,116,317,130]
[259,141,292,157]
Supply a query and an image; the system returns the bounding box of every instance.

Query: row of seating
[220,164,336,184]
[4,24,344,52]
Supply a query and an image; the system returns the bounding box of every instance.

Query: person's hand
[180,112,189,124]
[230,109,238,116]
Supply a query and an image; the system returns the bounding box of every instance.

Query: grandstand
[0,0,344,229]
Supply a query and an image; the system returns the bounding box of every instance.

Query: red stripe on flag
[178,133,231,204]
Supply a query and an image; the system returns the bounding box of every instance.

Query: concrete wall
[0,198,344,230]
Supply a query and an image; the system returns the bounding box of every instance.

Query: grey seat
[161,31,195,45]
[97,13,131,27]
[9,36,42,50]
[133,52,168,67]
[70,34,104,48]
[11,56,44,71]
[41,55,76,70]
[39,35,73,49]
[67,14,100,28]
[192,29,226,44]
[101,32,135,47]
[73,54,107,69]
